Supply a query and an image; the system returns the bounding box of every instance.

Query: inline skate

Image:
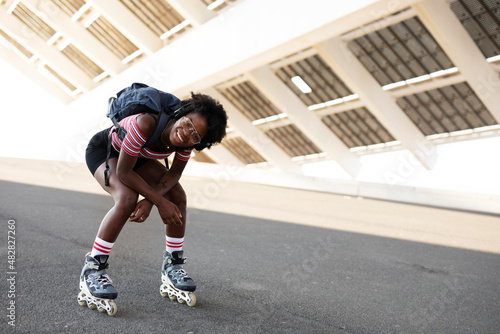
[77,253,118,316]
[159,251,196,307]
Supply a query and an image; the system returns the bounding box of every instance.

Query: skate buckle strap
[167,256,187,265]
[87,262,99,270]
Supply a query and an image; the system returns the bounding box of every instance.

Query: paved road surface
[0,178,499,333]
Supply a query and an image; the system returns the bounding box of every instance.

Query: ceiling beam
[152,0,421,97]
[0,8,93,91]
[77,0,424,99]
[341,7,417,41]
[313,99,365,118]
[20,0,124,76]
[386,73,466,98]
[166,0,215,26]
[203,87,299,172]
[246,66,361,177]
[413,0,500,123]
[86,0,162,55]
[316,36,437,170]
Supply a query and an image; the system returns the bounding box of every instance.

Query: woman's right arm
[115,115,182,226]
[116,152,182,226]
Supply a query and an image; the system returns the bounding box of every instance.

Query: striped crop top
[109,114,192,161]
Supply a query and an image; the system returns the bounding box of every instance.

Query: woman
[78,91,228,315]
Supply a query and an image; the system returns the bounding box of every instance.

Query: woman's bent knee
[166,185,186,206]
[115,190,139,214]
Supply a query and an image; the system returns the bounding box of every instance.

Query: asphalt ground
[0,179,499,334]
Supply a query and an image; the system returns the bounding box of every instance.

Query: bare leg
[164,185,187,238]
[93,158,139,242]
[135,160,197,303]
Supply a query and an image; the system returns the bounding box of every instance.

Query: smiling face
[169,112,208,147]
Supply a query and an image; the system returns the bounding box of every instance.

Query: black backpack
[104,83,181,186]
[107,82,181,144]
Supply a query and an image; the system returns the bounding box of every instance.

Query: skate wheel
[97,304,106,313]
[87,302,97,310]
[160,285,168,298]
[77,292,87,306]
[169,293,177,301]
[107,301,118,317]
[186,293,196,307]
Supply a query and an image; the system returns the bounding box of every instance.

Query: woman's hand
[129,199,153,223]
[157,198,183,226]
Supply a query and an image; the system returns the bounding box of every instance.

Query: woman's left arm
[156,157,188,196]
[129,156,187,223]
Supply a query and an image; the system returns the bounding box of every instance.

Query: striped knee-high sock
[166,236,184,254]
[90,236,114,258]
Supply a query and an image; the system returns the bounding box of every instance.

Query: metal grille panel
[322,108,396,148]
[86,16,139,59]
[120,0,186,37]
[396,82,497,136]
[61,44,103,78]
[451,0,500,58]
[0,29,33,59]
[44,65,77,91]
[275,54,353,107]
[222,137,267,164]
[12,3,103,79]
[347,16,455,86]
[52,0,86,17]
[12,3,56,40]
[219,81,282,121]
[265,124,322,158]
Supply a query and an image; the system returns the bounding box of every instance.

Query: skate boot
[77,253,118,316]
[159,251,196,307]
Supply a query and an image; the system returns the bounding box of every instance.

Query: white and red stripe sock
[90,236,114,258]
[166,236,184,254]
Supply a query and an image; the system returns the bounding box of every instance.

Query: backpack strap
[144,111,172,147]
[104,97,127,187]
[104,131,113,186]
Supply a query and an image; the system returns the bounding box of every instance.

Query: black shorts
[85,128,150,176]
